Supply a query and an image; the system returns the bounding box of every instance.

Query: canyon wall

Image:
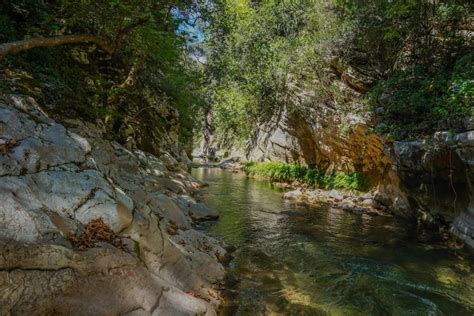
[0,94,225,315]
[198,65,474,248]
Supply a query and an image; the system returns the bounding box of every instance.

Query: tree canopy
[198,0,473,144]
[0,0,472,153]
[0,0,206,148]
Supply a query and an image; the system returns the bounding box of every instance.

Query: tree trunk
[0,34,114,61]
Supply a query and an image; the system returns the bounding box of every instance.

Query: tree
[0,0,207,152]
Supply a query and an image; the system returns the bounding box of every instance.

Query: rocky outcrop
[197,55,474,247]
[246,109,304,164]
[247,108,474,246]
[0,95,225,315]
[381,129,474,246]
[246,105,389,179]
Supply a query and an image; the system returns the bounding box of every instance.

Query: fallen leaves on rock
[69,218,127,251]
[79,164,97,171]
[0,139,17,153]
[167,220,179,235]
[186,290,210,302]
[199,242,212,252]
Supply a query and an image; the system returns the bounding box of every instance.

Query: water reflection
[192,168,474,316]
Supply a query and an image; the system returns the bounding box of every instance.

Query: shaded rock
[340,199,356,210]
[361,198,375,208]
[328,189,343,201]
[382,129,474,247]
[464,117,474,130]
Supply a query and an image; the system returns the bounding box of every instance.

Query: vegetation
[244,162,368,191]
[0,0,206,148]
[369,52,474,139]
[200,0,473,146]
[1,0,472,168]
[200,0,346,146]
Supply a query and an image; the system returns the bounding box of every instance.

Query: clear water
[192,168,474,316]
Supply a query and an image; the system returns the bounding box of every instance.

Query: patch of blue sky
[172,8,205,46]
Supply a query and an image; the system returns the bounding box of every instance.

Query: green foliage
[201,0,473,148]
[369,52,474,139]
[0,0,206,146]
[244,162,368,191]
[337,0,473,139]
[201,0,345,143]
[334,0,472,70]
[211,83,257,146]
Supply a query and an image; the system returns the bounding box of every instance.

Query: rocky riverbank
[218,155,473,248]
[283,188,391,217]
[193,157,243,172]
[0,95,226,315]
[198,113,474,249]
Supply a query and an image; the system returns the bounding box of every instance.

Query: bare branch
[0,16,150,62]
[0,34,114,61]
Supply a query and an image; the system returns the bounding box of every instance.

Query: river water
[192,168,474,316]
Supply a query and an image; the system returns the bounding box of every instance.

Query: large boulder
[379,129,474,246]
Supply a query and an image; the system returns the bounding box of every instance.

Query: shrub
[244,162,368,191]
[369,52,474,139]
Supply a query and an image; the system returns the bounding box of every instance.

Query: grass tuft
[243,162,368,191]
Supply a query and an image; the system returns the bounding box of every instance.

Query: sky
[173,9,206,45]
[173,8,207,63]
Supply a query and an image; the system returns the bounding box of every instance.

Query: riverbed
[192,168,474,315]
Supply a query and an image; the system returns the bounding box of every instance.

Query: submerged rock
[0,95,225,315]
[283,189,304,200]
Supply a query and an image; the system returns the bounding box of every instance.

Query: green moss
[243,162,369,192]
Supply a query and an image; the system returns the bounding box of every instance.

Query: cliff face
[386,129,474,247]
[248,111,474,247]
[0,94,225,315]
[198,63,474,248]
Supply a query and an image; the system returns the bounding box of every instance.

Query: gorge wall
[194,0,473,249]
[197,64,474,248]
[0,94,225,315]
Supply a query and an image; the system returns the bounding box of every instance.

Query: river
[192,168,474,316]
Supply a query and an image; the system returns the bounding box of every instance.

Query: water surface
[192,168,474,316]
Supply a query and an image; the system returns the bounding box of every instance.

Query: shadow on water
[192,168,474,316]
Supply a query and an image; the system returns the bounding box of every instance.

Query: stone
[283,189,303,200]
[451,210,474,248]
[174,195,219,221]
[361,198,375,208]
[375,107,385,116]
[0,95,225,314]
[306,190,320,201]
[160,151,180,171]
[328,189,343,201]
[464,117,474,130]
[340,199,356,210]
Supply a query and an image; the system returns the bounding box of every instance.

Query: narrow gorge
[0,0,473,315]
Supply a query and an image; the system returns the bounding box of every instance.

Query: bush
[369,52,474,139]
[243,162,368,191]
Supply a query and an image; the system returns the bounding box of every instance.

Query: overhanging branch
[0,34,115,61]
[0,17,151,62]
